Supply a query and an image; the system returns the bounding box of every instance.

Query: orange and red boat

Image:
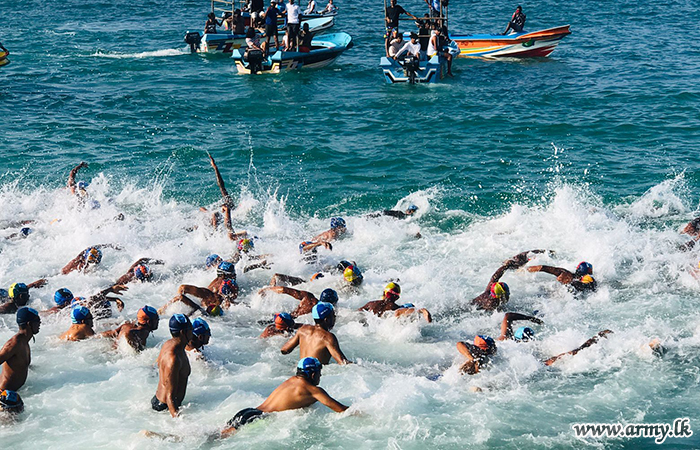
[450,25,571,58]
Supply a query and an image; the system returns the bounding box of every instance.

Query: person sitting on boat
[320,0,338,14]
[299,23,315,52]
[205,12,221,34]
[502,5,526,34]
[385,0,417,57]
[264,0,282,52]
[304,0,317,15]
[387,30,404,58]
[245,27,267,62]
[427,25,453,76]
[393,32,421,61]
[221,12,233,30]
[251,0,266,27]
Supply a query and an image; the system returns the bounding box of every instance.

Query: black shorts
[227,407,266,430]
[151,395,181,412]
[287,23,300,39]
[0,390,24,413]
[265,24,278,37]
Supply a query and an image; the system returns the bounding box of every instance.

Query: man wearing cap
[153,314,193,417]
[101,305,160,351]
[359,282,432,322]
[159,281,237,316]
[0,307,41,413]
[61,243,122,274]
[457,335,497,375]
[186,318,212,353]
[114,257,164,285]
[527,261,597,292]
[260,312,300,338]
[259,286,337,318]
[470,250,546,311]
[281,302,351,365]
[496,312,543,341]
[60,306,95,341]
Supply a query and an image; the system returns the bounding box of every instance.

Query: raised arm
[207,152,233,208]
[61,252,86,274]
[280,332,300,355]
[498,312,543,340]
[260,286,311,302]
[527,265,574,284]
[327,334,351,364]
[67,162,88,193]
[309,385,348,412]
[27,279,48,289]
[543,330,613,366]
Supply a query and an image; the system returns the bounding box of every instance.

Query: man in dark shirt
[385,0,416,56]
[251,0,266,26]
[264,0,281,51]
[502,5,526,34]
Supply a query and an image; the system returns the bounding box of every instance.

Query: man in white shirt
[393,32,421,60]
[304,0,317,15]
[285,0,301,50]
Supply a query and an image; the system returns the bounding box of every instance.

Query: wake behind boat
[232,32,352,74]
[451,25,571,59]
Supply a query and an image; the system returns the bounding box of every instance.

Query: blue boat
[380,40,458,84]
[232,32,352,74]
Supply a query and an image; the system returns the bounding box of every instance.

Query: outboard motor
[403,55,420,84]
[184,31,202,54]
[244,49,264,74]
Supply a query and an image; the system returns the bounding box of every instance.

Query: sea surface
[1,0,700,448]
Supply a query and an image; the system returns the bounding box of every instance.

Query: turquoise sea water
[1,0,700,448]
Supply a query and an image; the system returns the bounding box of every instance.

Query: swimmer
[61,244,122,274]
[496,312,543,341]
[268,260,361,288]
[59,306,95,341]
[366,204,418,219]
[159,281,238,317]
[281,302,351,365]
[527,261,597,292]
[0,280,48,314]
[359,282,432,322]
[186,318,212,353]
[310,217,348,244]
[114,258,165,285]
[42,288,75,315]
[679,217,700,251]
[206,153,248,242]
[0,307,41,414]
[71,284,127,319]
[457,335,497,375]
[543,330,613,366]
[260,312,300,338]
[205,254,224,269]
[67,161,89,197]
[143,357,348,440]
[234,238,272,273]
[152,314,193,417]
[4,227,33,240]
[208,261,238,294]
[101,306,159,351]
[470,250,546,311]
[259,286,337,318]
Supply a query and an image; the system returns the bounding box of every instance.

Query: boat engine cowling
[184,31,202,53]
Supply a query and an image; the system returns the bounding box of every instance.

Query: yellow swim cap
[581,275,594,284]
[384,282,401,298]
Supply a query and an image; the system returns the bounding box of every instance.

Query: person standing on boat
[251,0,266,27]
[385,0,417,57]
[285,0,302,50]
[502,5,526,34]
[264,0,282,52]
[415,15,431,60]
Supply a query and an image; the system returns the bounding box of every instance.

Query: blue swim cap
[169,314,192,336]
[330,217,346,229]
[0,289,8,300]
[9,283,29,299]
[514,326,534,341]
[297,357,322,374]
[407,205,418,213]
[71,306,92,324]
[312,302,334,320]
[192,317,211,337]
[16,307,40,326]
[400,303,415,308]
[77,181,89,190]
[134,264,151,281]
[20,227,32,237]
[319,288,338,305]
[275,312,295,330]
[84,247,103,265]
[54,288,74,306]
[217,261,236,278]
[206,254,222,268]
[219,279,238,297]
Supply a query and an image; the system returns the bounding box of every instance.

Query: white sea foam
[0,175,699,448]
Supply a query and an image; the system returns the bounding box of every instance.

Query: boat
[380,40,458,84]
[232,32,352,74]
[0,43,9,67]
[185,16,335,54]
[450,25,571,58]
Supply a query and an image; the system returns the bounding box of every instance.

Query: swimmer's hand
[108,284,129,295]
[78,161,88,169]
[598,330,613,338]
[530,317,544,325]
[322,241,332,251]
[112,298,125,311]
[28,278,48,289]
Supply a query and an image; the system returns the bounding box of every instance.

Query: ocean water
[1,0,700,448]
